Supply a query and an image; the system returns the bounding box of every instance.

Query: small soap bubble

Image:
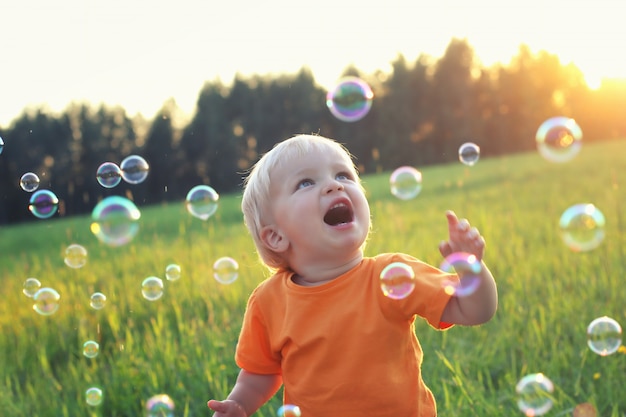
[165,264,181,281]
[380,262,416,300]
[0,136,4,154]
[120,155,149,184]
[515,373,555,416]
[536,116,582,163]
[326,76,373,122]
[33,287,60,316]
[587,316,622,356]
[64,244,88,268]
[83,340,100,358]
[23,277,42,298]
[96,162,122,188]
[90,292,107,309]
[85,387,103,406]
[440,252,482,297]
[277,404,302,417]
[559,204,605,252]
[142,277,164,301]
[146,394,175,417]
[20,172,40,192]
[186,185,219,220]
[213,257,239,284]
[458,142,480,166]
[28,189,59,219]
[91,196,141,247]
[390,166,422,200]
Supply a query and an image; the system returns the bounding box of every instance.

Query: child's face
[265,145,370,265]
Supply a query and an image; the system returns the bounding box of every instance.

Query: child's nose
[325,179,344,193]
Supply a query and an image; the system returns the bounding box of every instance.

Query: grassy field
[1,139,625,416]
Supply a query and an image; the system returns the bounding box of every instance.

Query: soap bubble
[186,185,219,220]
[326,76,373,122]
[96,162,122,188]
[559,204,605,252]
[516,373,554,416]
[28,189,59,219]
[146,394,175,417]
[83,340,100,358]
[23,277,42,298]
[142,277,164,301]
[165,264,181,281]
[536,116,582,163]
[85,387,103,406]
[91,196,141,247]
[64,244,88,268]
[90,292,107,310]
[587,316,622,356]
[390,166,422,200]
[458,142,480,166]
[277,404,302,417]
[0,136,4,154]
[33,287,60,316]
[380,262,416,300]
[20,172,40,192]
[213,257,239,284]
[440,252,482,297]
[120,155,149,184]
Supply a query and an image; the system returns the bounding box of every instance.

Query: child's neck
[290,252,363,287]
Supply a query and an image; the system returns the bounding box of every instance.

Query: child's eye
[336,172,353,181]
[296,179,314,190]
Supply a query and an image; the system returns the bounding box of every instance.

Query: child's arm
[439,210,498,326]
[207,369,283,417]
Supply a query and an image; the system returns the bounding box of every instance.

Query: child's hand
[207,399,247,417]
[438,210,485,261]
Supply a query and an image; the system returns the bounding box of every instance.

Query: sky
[2,0,626,128]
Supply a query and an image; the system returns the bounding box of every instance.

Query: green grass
[1,139,626,416]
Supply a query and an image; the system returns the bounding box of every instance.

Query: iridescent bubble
[90,292,107,310]
[23,277,42,298]
[91,196,141,247]
[389,166,422,200]
[96,162,122,188]
[33,287,60,316]
[536,116,582,163]
[146,394,175,417]
[559,204,605,252]
[440,252,482,297]
[380,262,416,300]
[64,244,88,268]
[83,340,100,358]
[587,316,622,356]
[120,155,150,184]
[85,387,103,406]
[186,185,219,220]
[326,76,374,122]
[142,277,164,301]
[165,264,181,281]
[458,142,480,166]
[20,172,40,192]
[277,404,302,417]
[0,136,4,154]
[213,257,239,284]
[28,189,59,219]
[515,373,555,416]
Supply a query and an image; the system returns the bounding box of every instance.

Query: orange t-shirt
[235,253,458,417]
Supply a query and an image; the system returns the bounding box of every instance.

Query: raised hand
[438,210,485,261]
[207,399,247,417]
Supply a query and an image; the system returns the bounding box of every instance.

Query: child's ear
[260,225,289,253]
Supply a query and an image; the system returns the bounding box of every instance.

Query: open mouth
[323,202,354,226]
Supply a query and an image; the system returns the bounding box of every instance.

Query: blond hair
[241,134,363,272]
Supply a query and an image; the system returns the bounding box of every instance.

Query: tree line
[1,38,625,225]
